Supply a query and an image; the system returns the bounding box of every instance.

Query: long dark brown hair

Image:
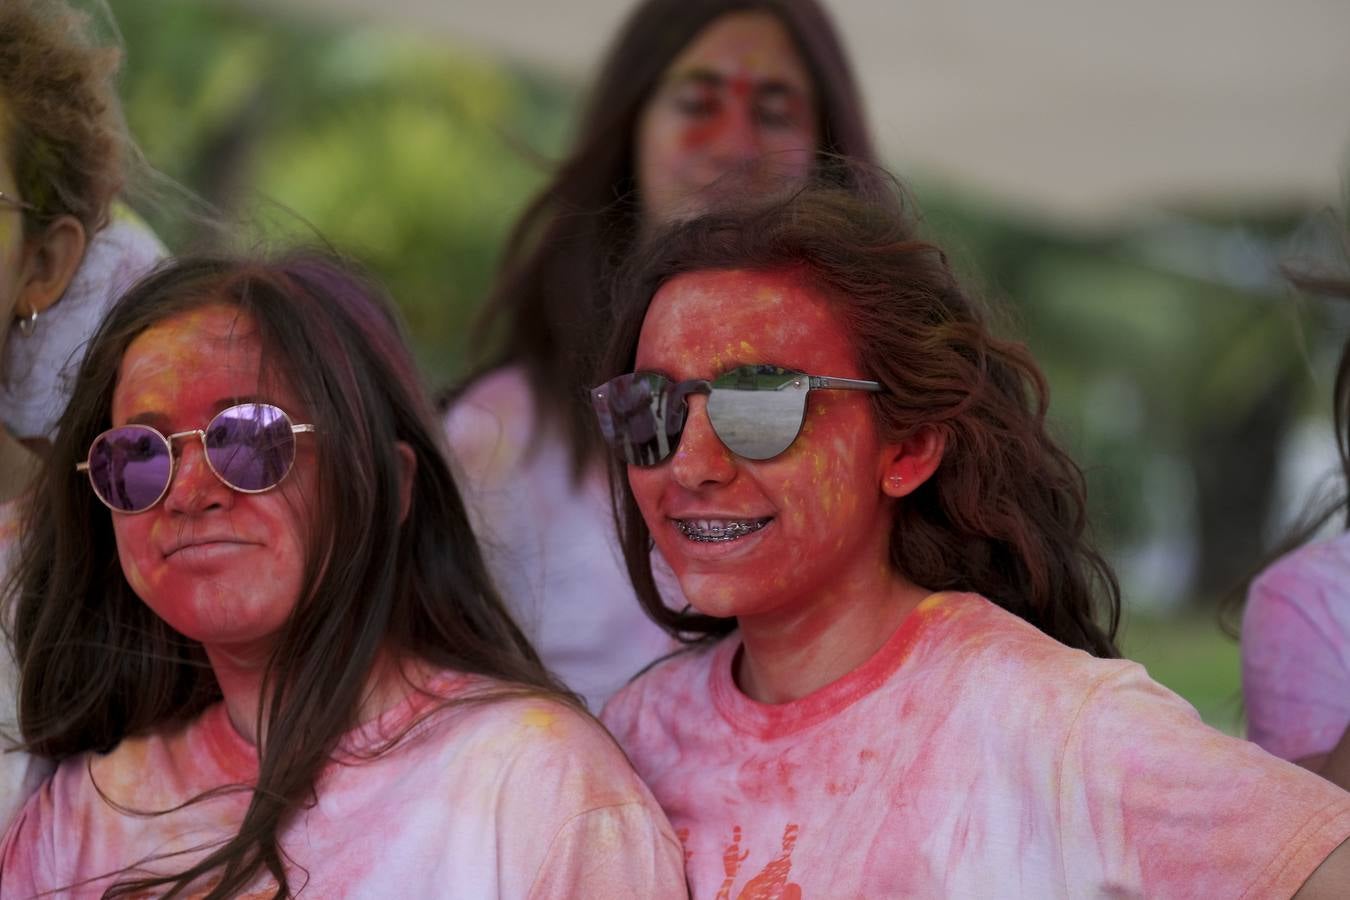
[464,0,877,477]
[6,253,572,898]
[597,185,1122,657]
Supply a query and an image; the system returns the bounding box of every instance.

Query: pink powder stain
[736,823,802,900]
[717,824,750,899]
[676,826,695,864]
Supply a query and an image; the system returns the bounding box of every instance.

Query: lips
[163,537,256,559]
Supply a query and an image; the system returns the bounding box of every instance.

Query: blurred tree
[114,0,574,384]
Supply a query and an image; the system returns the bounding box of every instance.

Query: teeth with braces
[675,519,770,543]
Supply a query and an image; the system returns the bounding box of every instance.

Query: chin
[145,581,294,647]
[677,573,767,622]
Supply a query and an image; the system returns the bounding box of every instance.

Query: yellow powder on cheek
[120,551,154,596]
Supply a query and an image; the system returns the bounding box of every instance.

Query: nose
[670,396,737,490]
[706,95,762,168]
[162,435,232,515]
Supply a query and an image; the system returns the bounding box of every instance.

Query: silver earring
[17,307,37,337]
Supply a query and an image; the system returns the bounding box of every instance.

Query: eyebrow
[124,396,269,430]
[663,67,808,98]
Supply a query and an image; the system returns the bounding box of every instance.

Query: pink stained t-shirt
[1243,529,1350,762]
[602,591,1350,899]
[0,672,687,898]
[444,366,677,712]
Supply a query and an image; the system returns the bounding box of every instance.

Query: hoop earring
[17,307,37,337]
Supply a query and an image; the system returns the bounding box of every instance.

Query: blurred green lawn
[1119,611,1244,736]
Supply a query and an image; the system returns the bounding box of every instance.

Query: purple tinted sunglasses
[76,403,314,513]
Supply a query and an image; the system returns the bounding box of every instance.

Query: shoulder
[419,687,653,803]
[71,212,167,305]
[916,592,1130,696]
[601,642,721,748]
[443,366,540,484]
[1248,532,1350,619]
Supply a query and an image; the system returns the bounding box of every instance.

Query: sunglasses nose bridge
[161,429,231,511]
[669,392,737,488]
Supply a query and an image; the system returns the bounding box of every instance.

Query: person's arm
[1243,560,1350,763]
[1296,722,1350,791]
[1296,836,1350,898]
[1059,663,1350,897]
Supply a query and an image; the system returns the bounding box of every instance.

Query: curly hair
[0,0,125,235]
[598,183,1121,657]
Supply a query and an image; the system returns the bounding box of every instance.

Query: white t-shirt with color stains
[603,591,1350,899]
[444,366,676,712]
[1,673,686,898]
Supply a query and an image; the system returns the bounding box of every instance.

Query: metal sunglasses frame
[76,402,315,514]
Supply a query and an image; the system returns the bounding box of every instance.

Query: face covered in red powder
[635,11,820,226]
[108,303,316,662]
[628,268,901,625]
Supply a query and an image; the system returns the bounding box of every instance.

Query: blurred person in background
[445,0,880,711]
[0,0,164,828]
[1243,263,1350,789]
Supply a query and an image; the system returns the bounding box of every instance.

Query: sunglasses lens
[205,403,296,491]
[593,373,684,466]
[87,426,172,512]
[708,366,809,460]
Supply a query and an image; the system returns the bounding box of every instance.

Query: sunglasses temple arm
[809,375,885,393]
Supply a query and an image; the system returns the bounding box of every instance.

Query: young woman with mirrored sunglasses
[593,184,1350,898]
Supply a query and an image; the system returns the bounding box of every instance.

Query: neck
[735,566,931,705]
[0,428,39,505]
[206,643,417,747]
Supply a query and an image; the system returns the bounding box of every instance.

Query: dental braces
[676,520,767,543]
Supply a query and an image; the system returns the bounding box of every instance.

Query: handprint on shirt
[712,822,803,900]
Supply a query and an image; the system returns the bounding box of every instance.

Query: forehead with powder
[662,11,814,97]
[111,303,269,424]
[636,267,860,377]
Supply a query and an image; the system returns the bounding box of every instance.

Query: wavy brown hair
[6,253,571,898]
[597,184,1121,657]
[0,0,126,235]
[462,0,877,477]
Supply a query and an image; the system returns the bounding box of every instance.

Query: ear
[15,214,87,320]
[394,440,417,524]
[880,425,946,498]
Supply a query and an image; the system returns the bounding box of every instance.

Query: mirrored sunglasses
[76,402,314,513]
[591,365,883,467]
